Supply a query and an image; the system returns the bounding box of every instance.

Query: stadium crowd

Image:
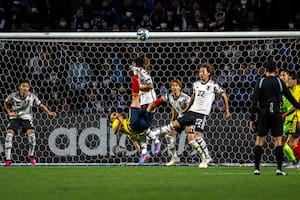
[0,0,299,32]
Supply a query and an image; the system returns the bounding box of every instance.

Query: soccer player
[3,80,57,167]
[282,73,300,165]
[109,74,167,165]
[129,56,161,155]
[149,79,191,166]
[250,62,300,176]
[149,63,230,168]
[279,70,298,165]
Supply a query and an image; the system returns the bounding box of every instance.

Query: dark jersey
[250,75,300,121]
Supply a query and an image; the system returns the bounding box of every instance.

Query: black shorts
[7,118,35,133]
[256,109,283,137]
[177,111,207,132]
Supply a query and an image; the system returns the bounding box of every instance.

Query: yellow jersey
[112,118,144,139]
[291,85,300,120]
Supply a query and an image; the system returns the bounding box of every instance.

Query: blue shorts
[130,107,154,132]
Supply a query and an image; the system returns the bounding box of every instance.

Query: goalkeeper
[109,74,168,165]
[281,73,300,166]
[279,70,298,165]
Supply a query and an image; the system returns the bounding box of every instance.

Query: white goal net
[0,32,299,165]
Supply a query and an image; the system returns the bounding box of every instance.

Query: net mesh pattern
[0,37,299,164]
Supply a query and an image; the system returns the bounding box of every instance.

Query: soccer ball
[137,28,150,41]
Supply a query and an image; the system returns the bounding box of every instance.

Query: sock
[148,128,161,140]
[189,140,205,161]
[160,124,174,134]
[195,136,210,159]
[28,134,36,157]
[140,142,147,155]
[153,97,164,107]
[154,137,160,144]
[254,146,263,170]
[292,142,300,160]
[5,133,13,160]
[132,75,139,95]
[275,146,283,171]
[166,135,177,156]
[283,144,297,163]
[148,124,173,139]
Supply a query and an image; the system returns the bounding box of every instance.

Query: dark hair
[18,79,31,87]
[289,72,299,83]
[279,69,289,75]
[135,57,144,67]
[264,61,276,72]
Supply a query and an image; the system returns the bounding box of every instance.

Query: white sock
[195,136,210,159]
[28,134,36,157]
[154,137,160,144]
[148,124,174,140]
[140,142,147,155]
[166,135,177,156]
[161,124,174,134]
[5,133,13,160]
[189,140,205,160]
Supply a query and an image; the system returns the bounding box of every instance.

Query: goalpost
[0,31,299,165]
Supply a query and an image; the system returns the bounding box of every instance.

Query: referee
[249,61,300,176]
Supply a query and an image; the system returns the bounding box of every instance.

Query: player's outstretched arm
[39,104,57,117]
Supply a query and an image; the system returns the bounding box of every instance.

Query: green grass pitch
[1,166,299,200]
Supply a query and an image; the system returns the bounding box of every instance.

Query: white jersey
[138,68,157,105]
[5,92,42,120]
[189,79,224,115]
[169,92,190,117]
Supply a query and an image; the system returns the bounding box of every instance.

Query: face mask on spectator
[197,22,204,29]
[60,20,67,27]
[126,12,132,17]
[160,23,167,29]
[31,7,37,13]
[288,22,295,29]
[83,22,90,29]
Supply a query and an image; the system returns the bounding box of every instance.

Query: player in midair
[130,56,162,155]
[3,80,57,167]
[109,73,168,165]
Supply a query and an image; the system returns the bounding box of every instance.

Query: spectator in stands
[67,51,92,90]
[71,7,85,31]
[140,13,153,30]
[0,5,6,30]
[151,1,166,30]
[99,0,116,28]
[120,9,136,31]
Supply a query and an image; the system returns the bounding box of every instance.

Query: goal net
[0,32,299,165]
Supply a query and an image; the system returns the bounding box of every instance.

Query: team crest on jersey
[206,85,211,91]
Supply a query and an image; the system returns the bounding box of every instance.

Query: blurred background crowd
[0,0,299,32]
